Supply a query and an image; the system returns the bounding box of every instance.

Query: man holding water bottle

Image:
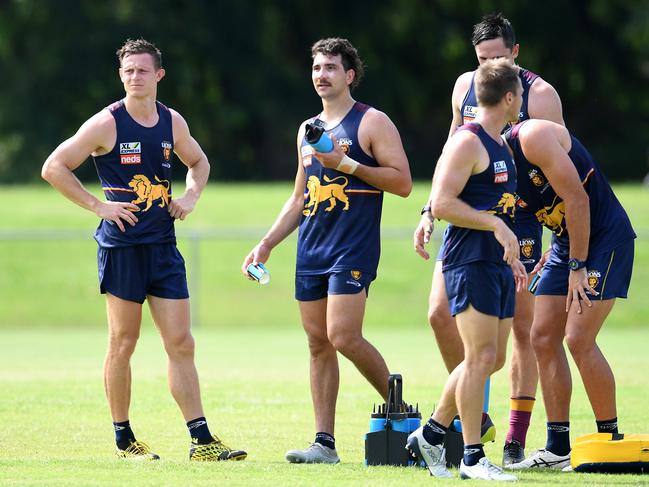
[241,37,411,463]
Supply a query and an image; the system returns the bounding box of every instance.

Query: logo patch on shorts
[351,270,362,280]
[120,142,141,164]
[519,238,535,258]
[588,269,601,289]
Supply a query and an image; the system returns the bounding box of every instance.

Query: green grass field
[1,182,648,485]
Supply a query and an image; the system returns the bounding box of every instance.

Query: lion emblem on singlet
[536,200,566,235]
[303,175,350,216]
[128,174,170,212]
[488,192,516,217]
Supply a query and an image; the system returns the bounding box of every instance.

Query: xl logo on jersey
[120,142,142,164]
[493,160,509,183]
[303,175,350,216]
[463,105,478,124]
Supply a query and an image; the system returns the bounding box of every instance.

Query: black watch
[568,258,587,271]
[421,205,432,215]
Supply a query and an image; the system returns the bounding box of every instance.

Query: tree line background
[0,0,647,184]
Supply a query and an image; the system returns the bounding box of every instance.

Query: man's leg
[105,293,161,459]
[455,306,503,448]
[531,295,571,423]
[428,261,494,442]
[285,298,341,464]
[148,296,203,420]
[565,299,617,424]
[507,295,571,470]
[504,282,538,464]
[299,298,339,436]
[148,295,246,461]
[454,307,517,481]
[105,293,142,423]
[326,292,389,400]
[428,260,464,372]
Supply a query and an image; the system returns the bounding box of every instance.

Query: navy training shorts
[98,243,189,304]
[295,270,375,301]
[535,239,634,299]
[443,261,516,319]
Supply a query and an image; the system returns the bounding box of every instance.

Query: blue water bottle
[305,119,334,153]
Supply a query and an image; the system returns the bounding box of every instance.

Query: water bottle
[305,119,334,153]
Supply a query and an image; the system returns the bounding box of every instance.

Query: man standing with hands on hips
[42,38,246,462]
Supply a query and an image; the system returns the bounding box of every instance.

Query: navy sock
[113,420,136,450]
[423,417,447,446]
[463,443,485,467]
[314,432,335,450]
[596,417,618,434]
[187,417,213,445]
[546,421,570,456]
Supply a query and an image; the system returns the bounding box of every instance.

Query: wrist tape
[336,155,359,174]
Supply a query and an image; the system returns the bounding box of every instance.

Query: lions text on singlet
[93,100,175,248]
[297,102,383,276]
[505,122,636,255]
[441,123,517,270]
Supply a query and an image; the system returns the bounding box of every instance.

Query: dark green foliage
[0,0,646,182]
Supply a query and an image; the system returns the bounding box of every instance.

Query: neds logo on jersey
[493,160,508,183]
[120,142,142,164]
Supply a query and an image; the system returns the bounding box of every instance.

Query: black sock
[546,421,570,456]
[314,432,335,450]
[463,443,485,467]
[423,417,447,446]
[113,420,136,450]
[187,417,213,445]
[596,417,618,434]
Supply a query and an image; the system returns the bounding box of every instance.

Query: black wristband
[421,206,431,215]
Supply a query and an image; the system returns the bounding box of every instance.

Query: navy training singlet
[93,100,175,248]
[297,102,383,276]
[461,67,538,129]
[505,122,636,255]
[442,123,518,270]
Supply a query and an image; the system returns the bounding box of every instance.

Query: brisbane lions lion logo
[128,174,170,212]
[303,175,350,216]
[520,238,535,258]
[487,192,516,217]
[536,200,566,235]
[588,270,601,289]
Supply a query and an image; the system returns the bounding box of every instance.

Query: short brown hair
[311,38,364,90]
[116,38,162,70]
[474,58,520,106]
